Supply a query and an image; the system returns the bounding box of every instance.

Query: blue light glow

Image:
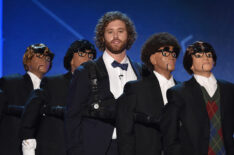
[0,0,2,77]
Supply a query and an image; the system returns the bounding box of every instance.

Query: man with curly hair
[65,11,141,155]
[20,40,96,155]
[0,43,54,155]
[116,32,181,155]
[161,41,234,155]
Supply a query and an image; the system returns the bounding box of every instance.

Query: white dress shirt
[153,71,175,105]
[22,72,41,155]
[103,51,137,139]
[27,71,41,89]
[194,73,217,97]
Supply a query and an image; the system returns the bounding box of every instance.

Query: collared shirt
[27,71,41,89]
[194,73,217,97]
[153,71,175,105]
[103,51,137,139]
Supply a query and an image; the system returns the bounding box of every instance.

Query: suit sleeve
[20,89,46,140]
[0,78,7,121]
[64,67,90,155]
[160,88,183,155]
[116,82,136,155]
[0,88,7,120]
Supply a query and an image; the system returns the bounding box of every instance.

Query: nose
[113,31,118,38]
[203,54,209,59]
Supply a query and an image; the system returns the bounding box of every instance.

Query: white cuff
[22,139,37,155]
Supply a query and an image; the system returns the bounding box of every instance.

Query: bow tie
[111,60,128,71]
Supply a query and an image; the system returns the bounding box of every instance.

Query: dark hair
[94,11,137,51]
[23,43,54,71]
[183,41,217,75]
[141,32,181,71]
[63,40,97,71]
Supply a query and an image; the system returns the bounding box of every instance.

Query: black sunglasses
[155,47,178,58]
[74,51,95,59]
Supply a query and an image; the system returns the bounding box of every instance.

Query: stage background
[2,0,234,82]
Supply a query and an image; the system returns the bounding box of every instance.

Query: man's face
[27,53,51,77]
[190,52,214,75]
[71,49,94,72]
[150,46,177,73]
[104,19,128,54]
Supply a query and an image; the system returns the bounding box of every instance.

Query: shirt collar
[194,73,217,87]
[27,71,41,89]
[103,51,129,67]
[153,71,174,86]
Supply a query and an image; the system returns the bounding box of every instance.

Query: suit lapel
[95,57,108,79]
[128,57,141,80]
[95,57,110,89]
[187,77,208,117]
[23,74,33,92]
[22,74,34,102]
[147,73,164,108]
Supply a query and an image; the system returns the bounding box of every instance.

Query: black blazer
[0,74,33,155]
[65,56,141,155]
[117,72,176,155]
[161,77,234,155]
[20,72,72,155]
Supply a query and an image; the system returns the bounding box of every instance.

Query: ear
[150,54,156,65]
[190,64,194,71]
[70,57,74,66]
[26,61,31,71]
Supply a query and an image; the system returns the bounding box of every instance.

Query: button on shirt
[103,51,137,139]
[153,71,175,105]
[194,73,217,97]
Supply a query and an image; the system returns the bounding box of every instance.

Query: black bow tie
[111,60,128,71]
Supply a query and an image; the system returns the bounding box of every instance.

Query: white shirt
[194,73,217,97]
[153,71,175,105]
[103,51,137,139]
[27,71,41,89]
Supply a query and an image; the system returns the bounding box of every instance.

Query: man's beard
[105,39,128,54]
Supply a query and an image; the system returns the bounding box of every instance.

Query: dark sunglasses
[155,47,178,58]
[74,51,95,59]
[192,52,213,58]
[35,53,52,62]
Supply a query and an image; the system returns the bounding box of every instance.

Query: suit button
[42,113,46,116]
[93,103,99,109]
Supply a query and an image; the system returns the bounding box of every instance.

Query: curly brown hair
[23,43,54,71]
[94,11,137,51]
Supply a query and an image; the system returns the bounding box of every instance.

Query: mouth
[111,39,121,44]
[38,65,45,70]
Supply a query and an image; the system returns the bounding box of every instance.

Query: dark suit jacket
[117,72,176,155]
[65,56,141,155]
[20,72,72,155]
[0,74,33,155]
[161,77,234,155]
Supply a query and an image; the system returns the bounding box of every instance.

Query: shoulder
[168,79,192,95]
[0,73,24,86]
[41,74,64,86]
[217,79,234,89]
[1,73,23,81]
[123,78,150,94]
[43,74,65,82]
